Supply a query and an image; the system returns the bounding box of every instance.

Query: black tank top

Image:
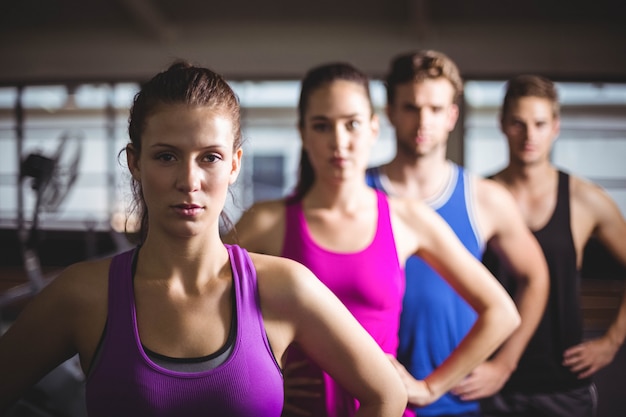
[483,171,590,393]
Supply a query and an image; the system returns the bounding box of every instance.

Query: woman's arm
[0,260,106,412]
[254,253,408,417]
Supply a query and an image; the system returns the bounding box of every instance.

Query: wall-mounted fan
[0,130,83,307]
[0,130,86,417]
[22,130,83,229]
[21,129,83,289]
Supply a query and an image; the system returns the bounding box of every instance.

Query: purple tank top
[281,190,404,417]
[85,244,283,417]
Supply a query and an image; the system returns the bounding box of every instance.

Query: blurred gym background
[1,1,625,415]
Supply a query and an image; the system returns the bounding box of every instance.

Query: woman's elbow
[364,388,408,417]
[361,371,408,416]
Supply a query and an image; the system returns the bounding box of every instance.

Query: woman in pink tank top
[225,62,521,417]
[0,62,408,417]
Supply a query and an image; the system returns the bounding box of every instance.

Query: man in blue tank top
[366,50,550,416]
[481,75,626,417]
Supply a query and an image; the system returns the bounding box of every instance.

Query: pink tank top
[281,190,404,417]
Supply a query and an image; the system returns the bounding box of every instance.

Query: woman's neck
[137,233,229,284]
[304,178,374,212]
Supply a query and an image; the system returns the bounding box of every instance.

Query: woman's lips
[173,204,204,217]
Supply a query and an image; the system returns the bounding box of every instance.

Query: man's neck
[381,149,451,200]
[500,159,557,190]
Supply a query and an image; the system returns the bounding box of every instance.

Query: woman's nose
[330,126,349,150]
[176,161,201,192]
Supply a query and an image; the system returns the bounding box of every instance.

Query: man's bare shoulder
[570,174,622,217]
[474,175,519,212]
[470,174,526,239]
[570,174,606,199]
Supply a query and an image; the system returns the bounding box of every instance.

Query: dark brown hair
[126,60,242,242]
[501,74,560,122]
[290,62,373,202]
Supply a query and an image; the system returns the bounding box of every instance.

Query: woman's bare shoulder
[244,198,287,217]
[247,252,322,305]
[4,256,112,339]
[227,199,288,254]
[48,257,111,304]
[247,252,309,285]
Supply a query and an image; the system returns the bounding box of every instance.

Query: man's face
[386,78,459,158]
[501,96,560,166]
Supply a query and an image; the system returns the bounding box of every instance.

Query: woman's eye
[156,153,176,162]
[312,123,330,132]
[204,154,222,163]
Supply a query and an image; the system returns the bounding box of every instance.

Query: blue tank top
[367,163,484,416]
[85,244,284,416]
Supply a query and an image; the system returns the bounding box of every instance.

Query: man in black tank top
[481,75,626,417]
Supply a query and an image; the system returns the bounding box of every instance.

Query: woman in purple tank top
[225,62,521,417]
[0,62,408,417]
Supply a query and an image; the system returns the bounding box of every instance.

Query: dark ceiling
[1,0,625,83]
[1,0,623,37]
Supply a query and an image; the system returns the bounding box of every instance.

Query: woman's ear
[126,144,141,181]
[229,147,243,185]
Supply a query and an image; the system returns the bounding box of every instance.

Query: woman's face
[300,80,379,186]
[127,104,242,239]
